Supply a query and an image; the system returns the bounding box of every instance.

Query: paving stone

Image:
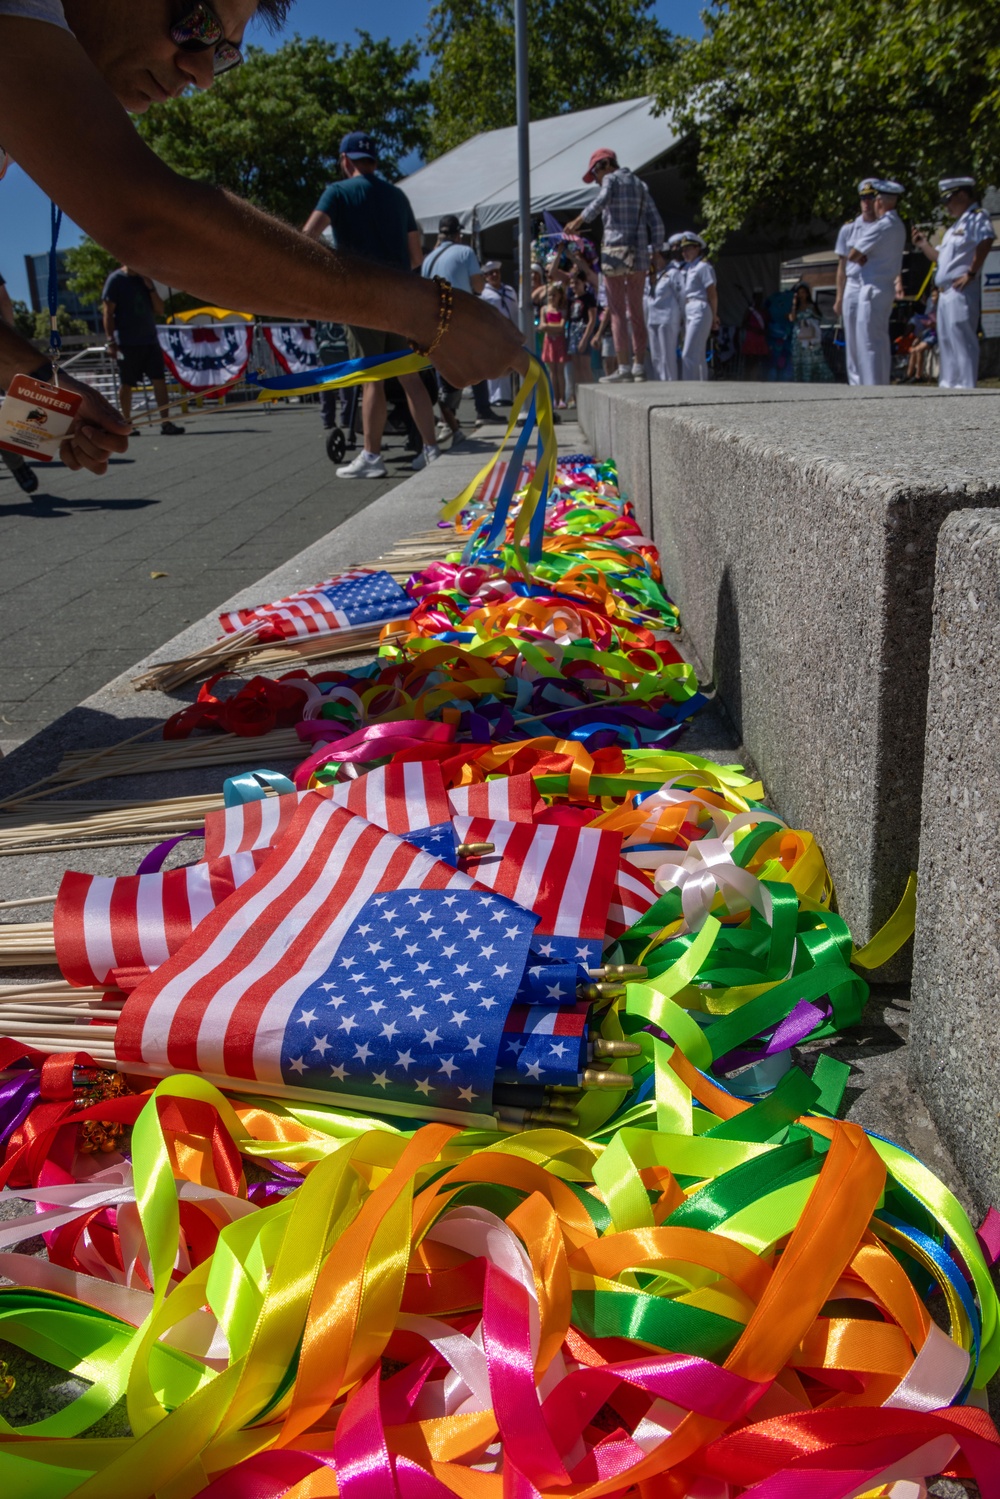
[0,405,414,738]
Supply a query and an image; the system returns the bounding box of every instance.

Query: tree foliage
[136,36,431,226]
[426,0,675,157]
[10,300,37,339]
[652,0,1000,247]
[64,238,119,307]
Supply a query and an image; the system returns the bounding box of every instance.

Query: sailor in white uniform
[678,233,717,381]
[846,178,906,385]
[834,180,878,385]
[913,178,996,390]
[644,235,683,380]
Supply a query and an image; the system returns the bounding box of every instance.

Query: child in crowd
[541,282,569,406]
[565,271,598,401]
[905,288,939,382]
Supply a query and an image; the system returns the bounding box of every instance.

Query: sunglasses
[170,2,243,75]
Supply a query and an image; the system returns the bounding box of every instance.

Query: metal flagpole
[514,0,532,344]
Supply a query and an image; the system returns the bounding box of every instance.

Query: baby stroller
[317,317,426,464]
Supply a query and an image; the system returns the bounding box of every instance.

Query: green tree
[652,0,1000,248]
[20,306,89,341]
[426,0,675,157]
[136,36,430,226]
[64,237,118,307]
[10,300,36,339]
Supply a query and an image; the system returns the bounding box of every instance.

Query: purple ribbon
[0,1071,41,1149]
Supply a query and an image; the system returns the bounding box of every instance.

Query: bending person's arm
[0,320,129,474]
[0,18,526,384]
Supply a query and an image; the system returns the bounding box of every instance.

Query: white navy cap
[939,176,976,198]
[857,178,879,197]
[482,260,502,272]
[874,178,905,196]
[665,233,684,249]
[678,231,706,248]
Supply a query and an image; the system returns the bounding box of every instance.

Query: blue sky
[0,0,706,305]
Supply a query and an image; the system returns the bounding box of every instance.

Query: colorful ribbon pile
[0,452,993,1496]
[0,1062,996,1497]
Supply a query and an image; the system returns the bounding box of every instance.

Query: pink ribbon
[293,721,455,787]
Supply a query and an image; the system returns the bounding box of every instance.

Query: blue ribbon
[48,201,63,358]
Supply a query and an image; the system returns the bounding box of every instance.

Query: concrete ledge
[581,387,1000,975]
[910,510,1000,1213]
[576,382,1000,536]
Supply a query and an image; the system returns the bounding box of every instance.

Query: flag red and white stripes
[449,815,622,939]
[55,853,264,989]
[607,858,658,939]
[447,772,542,824]
[478,461,534,506]
[202,763,456,861]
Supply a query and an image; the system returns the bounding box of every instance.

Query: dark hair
[254,0,293,28]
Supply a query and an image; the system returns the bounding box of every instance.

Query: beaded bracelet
[410,276,454,357]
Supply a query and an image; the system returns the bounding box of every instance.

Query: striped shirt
[579,167,665,274]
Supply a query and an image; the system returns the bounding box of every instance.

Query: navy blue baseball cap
[339,131,377,161]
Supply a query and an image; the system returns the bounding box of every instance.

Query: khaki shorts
[345,326,411,360]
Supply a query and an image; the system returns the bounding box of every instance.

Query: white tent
[400,96,678,234]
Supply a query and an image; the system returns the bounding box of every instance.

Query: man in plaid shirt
[566,149,665,383]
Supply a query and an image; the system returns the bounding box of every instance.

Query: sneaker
[599,368,632,383]
[473,410,503,426]
[337,450,387,479]
[435,421,452,442]
[11,462,38,494]
[411,444,441,472]
[632,364,647,382]
[161,421,185,435]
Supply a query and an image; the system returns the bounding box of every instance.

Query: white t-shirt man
[421,240,482,296]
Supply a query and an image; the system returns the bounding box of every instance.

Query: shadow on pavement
[0,496,159,518]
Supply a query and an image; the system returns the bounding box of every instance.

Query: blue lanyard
[47,200,63,369]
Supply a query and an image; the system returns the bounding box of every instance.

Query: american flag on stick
[202,765,542,862]
[55,853,265,989]
[218,569,410,642]
[477,461,534,507]
[449,815,625,960]
[116,803,539,1126]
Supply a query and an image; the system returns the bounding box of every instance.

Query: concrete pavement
[0,401,423,747]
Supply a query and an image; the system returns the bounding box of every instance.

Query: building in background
[23,248,102,334]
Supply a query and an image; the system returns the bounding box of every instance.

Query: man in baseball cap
[582,149,618,184]
[303,130,441,477]
[912,177,996,388]
[565,148,664,381]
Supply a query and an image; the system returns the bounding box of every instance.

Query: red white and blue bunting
[156,324,253,392]
[262,323,319,375]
